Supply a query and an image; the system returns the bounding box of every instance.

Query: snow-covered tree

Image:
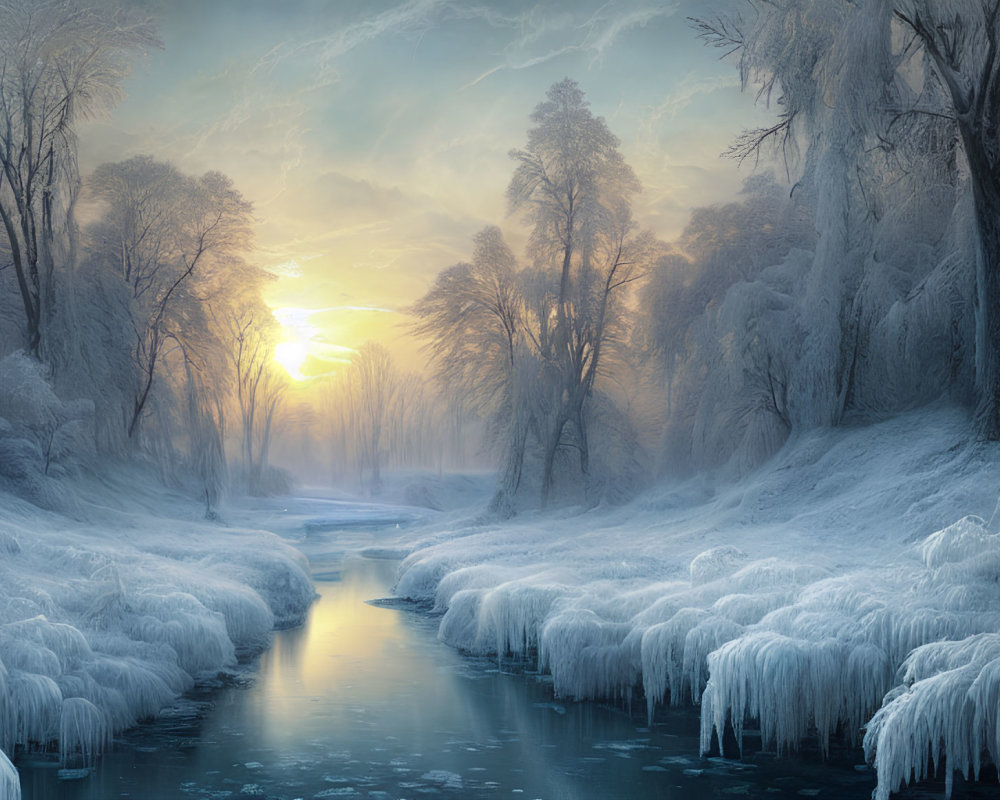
[88,157,253,439]
[508,79,655,505]
[411,225,534,512]
[892,2,1000,435]
[638,174,815,474]
[0,0,156,356]
[696,0,994,435]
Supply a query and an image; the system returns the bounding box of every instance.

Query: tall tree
[0,0,156,356]
[508,79,652,504]
[412,226,531,512]
[697,0,1000,435]
[893,2,1000,435]
[349,341,396,495]
[224,299,284,493]
[89,157,253,439]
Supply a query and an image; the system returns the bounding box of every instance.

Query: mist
[1,2,1000,799]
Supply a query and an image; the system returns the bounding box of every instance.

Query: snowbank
[393,406,1000,798]
[0,473,314,793]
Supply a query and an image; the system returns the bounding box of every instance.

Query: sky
[78,0,775,379]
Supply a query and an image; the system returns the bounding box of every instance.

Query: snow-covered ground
[0,468,315,798]
[3,404,1000,799]
[393,405,1000,799]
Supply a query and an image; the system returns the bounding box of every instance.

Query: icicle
[7,671,62,749]
[0,748,19,800]
[59,697,109,769]
[539,608,633,700]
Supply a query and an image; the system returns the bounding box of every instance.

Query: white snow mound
[393,406,1000,799]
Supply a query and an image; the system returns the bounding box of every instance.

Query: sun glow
[274,340,309,380]
[271,304,406,380]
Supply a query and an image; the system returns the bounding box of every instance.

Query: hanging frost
[59,697,109,769]
[0,748,19,800]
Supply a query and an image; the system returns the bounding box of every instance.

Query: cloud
[82,0,769,369]
[252,0,449,88]
[582,4,681,64]
[462,1,680,87]
[266,259,303,278]
[645,72,741,125]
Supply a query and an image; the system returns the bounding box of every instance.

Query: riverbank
[4,403,998,799]
[394,404,1000,798]
[0,467,315,798]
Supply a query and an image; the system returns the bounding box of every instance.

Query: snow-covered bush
[690,546,750,585]
[394,410,1000,797]
[0,352,94,507]
[0,489,314,784]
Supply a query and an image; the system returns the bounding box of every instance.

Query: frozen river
[15,505,956,799]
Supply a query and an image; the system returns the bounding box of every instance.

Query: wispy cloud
[461,1,680,88]
[582,4,678,64]
[462,44,582,88]
[251,0,449,86]
[645,72,740,124]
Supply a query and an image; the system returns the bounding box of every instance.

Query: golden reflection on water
[250,557,450,749]
[268,571,402,696]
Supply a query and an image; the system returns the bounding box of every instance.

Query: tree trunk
[0,200,40,356]
[961,121,1000,439]
[489,417,528,517]
[972,189,1000,438]
[540,414,567,509]
[128,348,157,438]
[574,406,589,477]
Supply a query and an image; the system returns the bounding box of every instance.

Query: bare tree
[223,299,281,492]
[249,363,287,495]
[350,341,396,495]
[0,0,156,356]
[178,339,227,518]
[411,226,531,513]
[88,158,253,439]
[507,79,653,505]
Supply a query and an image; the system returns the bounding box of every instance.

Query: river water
[16,511,976,799]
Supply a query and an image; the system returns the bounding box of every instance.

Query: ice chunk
[420,770,463,789]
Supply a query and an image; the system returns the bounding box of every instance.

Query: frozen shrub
[920,516,997,569]
[59,697,109,768]
[690,546,750,585]
[0,353,94,476]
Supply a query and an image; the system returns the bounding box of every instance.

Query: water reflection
[16,554,897,800]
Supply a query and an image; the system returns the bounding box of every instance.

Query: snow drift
[0,473,314,791]
[394,406,1000,798]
